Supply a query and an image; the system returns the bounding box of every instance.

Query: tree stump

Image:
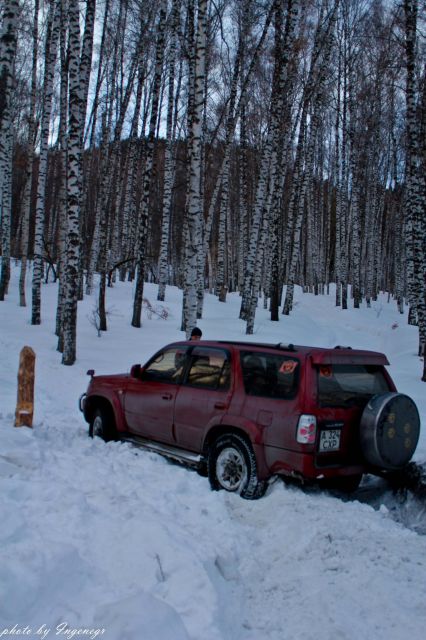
[15,346,36,428]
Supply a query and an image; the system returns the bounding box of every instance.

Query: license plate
[319,429,341,452]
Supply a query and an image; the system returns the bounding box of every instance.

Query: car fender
[218,413,265,444]
[203,413,270,479]
[85,389,127,432]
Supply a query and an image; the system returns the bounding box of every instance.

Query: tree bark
[18,0,39,307]
[31,0,61,323]
[0,0,20,301]
[181,0,207,337]
[132,0,167,328]
[62,0,83,365]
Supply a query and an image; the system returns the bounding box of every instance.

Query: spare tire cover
[360,392,420,469]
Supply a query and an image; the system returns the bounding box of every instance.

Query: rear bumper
[264,445,365,480]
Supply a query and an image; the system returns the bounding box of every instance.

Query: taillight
[297,415,317,444]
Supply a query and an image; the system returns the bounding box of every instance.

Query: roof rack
[334,345,352,350]
[276,343,297,352]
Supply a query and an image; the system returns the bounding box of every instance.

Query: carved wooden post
[15,346,36,427]
[218,285,228,303]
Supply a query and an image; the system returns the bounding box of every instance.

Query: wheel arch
[202,423,270,480]
[84,394,125,432]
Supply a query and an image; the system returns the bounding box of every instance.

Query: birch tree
[157,0,180,301]
[282,0,339,316]
[181,0,208,337]
[0,0,20,301]
[31,0,61,324]
[240,0,299,331]
[18,0,39,307]
[199,0,275,309]
[55,0,70,340]
[420,63,426,381]
[132,0,167,327]
[245,0,299,331]
[61,0,83,364]
[403,0,426,374]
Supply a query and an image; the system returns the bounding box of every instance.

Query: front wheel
[207,433,267,500]
[89,407,117,442]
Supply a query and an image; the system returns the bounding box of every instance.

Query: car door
[124,346,189,444]
[173,346,232,451]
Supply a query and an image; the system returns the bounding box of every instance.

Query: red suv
[79,341,420,498]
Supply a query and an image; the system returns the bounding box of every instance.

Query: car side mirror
[130,364,142,378]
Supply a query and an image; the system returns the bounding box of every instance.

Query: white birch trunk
[62,0,82,365]
[403,0,426,365]
[55,0,69,340]
[0,0,20,301]
[0,127,13,300]
[282,0,338,316]
[31,0,61,323]
[131,0,167,327]
[182,0,207,337]
[18,0,39,307]
[158,0,180,301]
[242,0,299,325]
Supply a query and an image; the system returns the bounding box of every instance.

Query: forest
[0,0,425,375]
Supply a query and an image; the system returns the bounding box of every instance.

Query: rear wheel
[89,407,117,442]
[207,433,267,500]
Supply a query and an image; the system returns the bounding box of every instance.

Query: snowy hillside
[1,265,426,640]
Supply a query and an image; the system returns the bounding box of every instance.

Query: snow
[1,264,426,640]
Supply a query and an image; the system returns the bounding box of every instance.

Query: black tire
[197,461,208,477]
[360,393,420,470]
[207,433,267,500]
[89,407,117,442]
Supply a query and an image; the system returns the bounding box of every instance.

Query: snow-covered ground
[1,264,426,640]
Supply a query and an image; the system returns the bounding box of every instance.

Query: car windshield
[317,364,391,407]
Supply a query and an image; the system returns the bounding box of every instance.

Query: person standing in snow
[190,327,202,340]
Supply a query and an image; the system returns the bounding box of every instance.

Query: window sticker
[319,365,332,378]
[279,360,298,374]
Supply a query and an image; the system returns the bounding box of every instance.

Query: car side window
[240,351,299,399]
[185,347,230,390]
[141,347,188,384]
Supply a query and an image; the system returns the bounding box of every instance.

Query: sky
[0,264,425,640]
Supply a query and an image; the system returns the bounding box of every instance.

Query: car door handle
[162,393,173,400]
[214,401,227,409]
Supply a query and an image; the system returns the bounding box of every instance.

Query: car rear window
[240,351,299,399]
[317,364,391,407]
